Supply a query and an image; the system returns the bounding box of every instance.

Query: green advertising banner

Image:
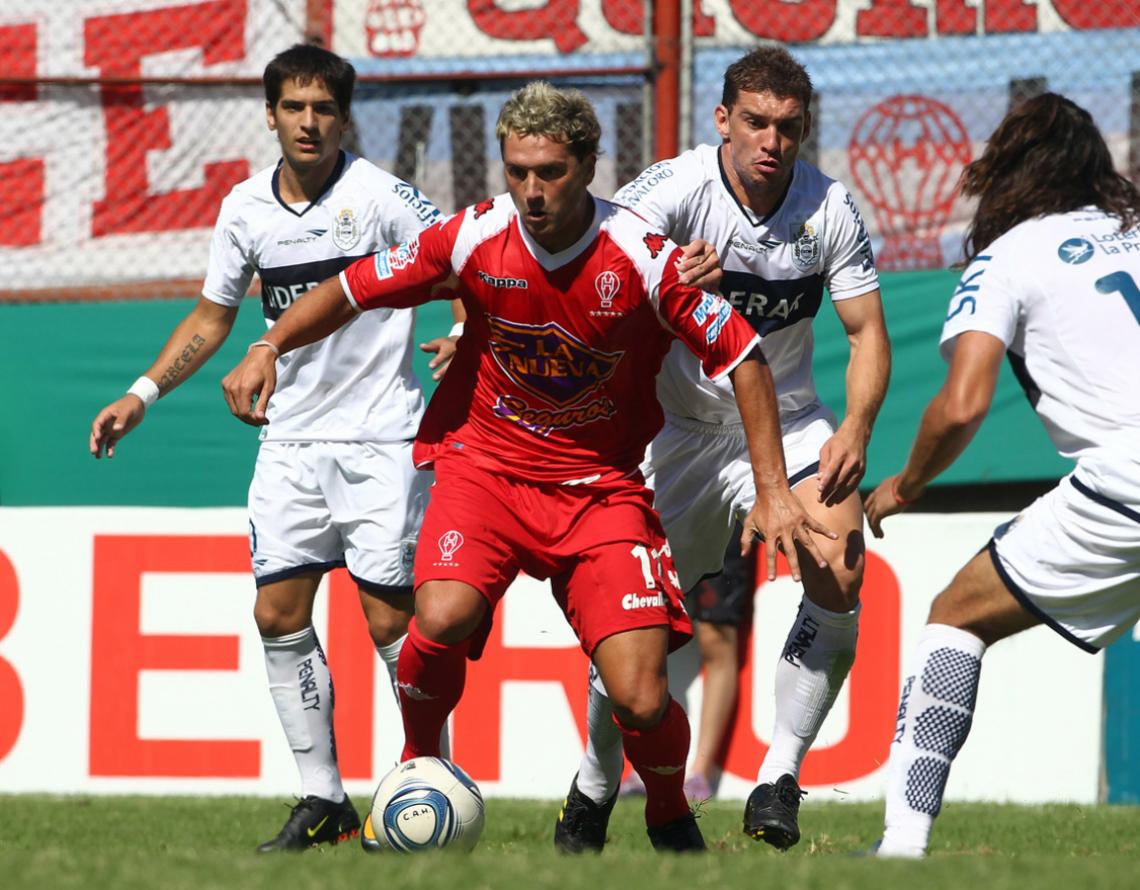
[4,270,1067,507]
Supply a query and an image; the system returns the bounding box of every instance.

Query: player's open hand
[675,239,722,292]
[221,347,277,426]
[817,425,869,507]
[742,484,837,582]
[89,395,146,459]
[419,334,459,381]
[864,475,914,539]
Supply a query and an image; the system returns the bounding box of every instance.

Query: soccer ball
[366,756,485,852]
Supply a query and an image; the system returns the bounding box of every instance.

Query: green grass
[2,796,1138,890]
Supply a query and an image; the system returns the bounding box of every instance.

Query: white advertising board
[0,507,1102,803]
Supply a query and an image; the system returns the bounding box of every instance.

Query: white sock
[262,626,344,802]
[757,597,860,784]
[376,633,450,759]
[576,664,624,804]
[879,623,986,858]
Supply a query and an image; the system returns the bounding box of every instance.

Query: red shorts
[415,455,692,657]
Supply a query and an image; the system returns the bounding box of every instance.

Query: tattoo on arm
[157,334,207,392]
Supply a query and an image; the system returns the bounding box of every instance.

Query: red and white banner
[0,507,1102,802]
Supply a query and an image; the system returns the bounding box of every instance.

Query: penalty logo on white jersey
[333,207,361,250]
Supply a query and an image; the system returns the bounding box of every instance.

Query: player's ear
[582,152,597,186]
[266,100,277,132]
[801,107,812,143]
[714,104,730,140]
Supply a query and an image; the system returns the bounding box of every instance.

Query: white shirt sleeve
[939,248,1020,361]
[384,179,443,244]
[612,158,681,232]
[201,194,255,307]
[823,183,880,301]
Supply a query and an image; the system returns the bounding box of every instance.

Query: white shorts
[644,402,836,592]
[990,474,1140,652]
[248,440,430,591]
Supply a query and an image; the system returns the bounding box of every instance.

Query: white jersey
[614,144,879,424]
[941,208,1140,503]
[203,151,442,441]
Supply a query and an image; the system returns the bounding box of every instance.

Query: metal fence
[1,1,1137,296]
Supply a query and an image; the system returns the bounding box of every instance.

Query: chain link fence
[1,1,1137,296]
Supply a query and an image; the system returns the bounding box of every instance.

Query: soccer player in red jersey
[222,82,833,852]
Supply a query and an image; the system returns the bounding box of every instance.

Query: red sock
[396,619,469,761]
[617,696,691,827]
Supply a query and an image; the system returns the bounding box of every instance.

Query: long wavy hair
[960,93,1140,262]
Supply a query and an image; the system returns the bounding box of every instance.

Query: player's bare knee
[253,596,307,638]
[413,591,486,646]
[367,611,411,648]
[609,677,669,729]
[803,535,864,612]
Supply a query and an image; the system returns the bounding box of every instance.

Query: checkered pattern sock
[880,623,986,857]
[757,597,860,784]
[262,626,344,802]
[577,664,624,804]
[396,619,469,761]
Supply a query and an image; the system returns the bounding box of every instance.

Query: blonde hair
[495,82,601,160]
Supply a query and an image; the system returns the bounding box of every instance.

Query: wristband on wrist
[448,322,464,338]
[127,376,160,410]
[891,476,918,507]
[249,340,280,357]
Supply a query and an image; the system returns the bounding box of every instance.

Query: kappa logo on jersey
[436,530,464,565]
[1058,238,1095,265]
[487,317,624,408]
[791,221,821,271]
[592,270,621,315]
[473,198,495,219]
[478,270,529,289]
[333,208,361,250]
[373,237,420,280]
[644,232,668,258]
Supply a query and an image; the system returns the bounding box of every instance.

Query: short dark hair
[721,46,812,111]
[263,44,356,117]
[961,92,1140,261]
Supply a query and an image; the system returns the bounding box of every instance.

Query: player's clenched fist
[222,343,278,426]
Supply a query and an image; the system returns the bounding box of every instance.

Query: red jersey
[340,194,760,485]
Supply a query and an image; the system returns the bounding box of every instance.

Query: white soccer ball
[368,756,486,852]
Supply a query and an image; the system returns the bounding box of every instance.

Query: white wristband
[249,339,281,357]
[127,376,160,410]
[448,322,464,338]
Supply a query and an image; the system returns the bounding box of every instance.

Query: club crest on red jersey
[594,270,620,309]
[643,232,668,258]
[473,198,495,219]
[487,317,623,408]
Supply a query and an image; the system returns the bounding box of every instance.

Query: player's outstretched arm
[89,297,238,458]
[865,331,1004,537]
[817,289,890,506]
[221,274,356,425]
[730,349,837,581]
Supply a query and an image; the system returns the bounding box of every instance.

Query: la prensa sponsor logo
[622,591,666,610]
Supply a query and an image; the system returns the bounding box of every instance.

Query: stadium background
[0,0,1137,804]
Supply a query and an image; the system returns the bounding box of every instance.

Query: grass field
[2,795,1137,890]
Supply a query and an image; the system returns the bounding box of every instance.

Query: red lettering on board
[730,0,836,42]
[83,0,248,237]
[0,24,43,246]
[0,550,23,760]
[89,535,258,778]
[467,0,588,54]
